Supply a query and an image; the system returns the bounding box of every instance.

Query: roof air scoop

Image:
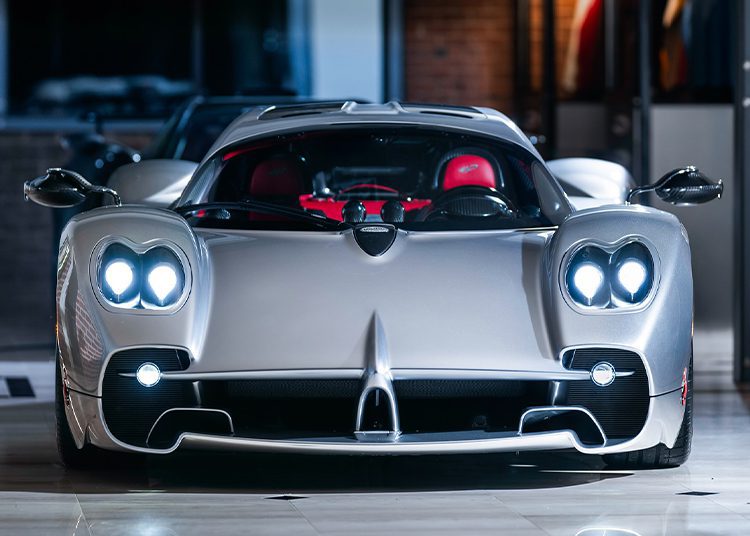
[353,224,397,257]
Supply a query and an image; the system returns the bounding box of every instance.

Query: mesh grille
[563,347,650,439]
[101,348,194,447]
[394,379,525,398]
[225,379,361,398]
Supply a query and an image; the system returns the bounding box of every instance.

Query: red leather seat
[442,154,497,191]
[248,157,304,197]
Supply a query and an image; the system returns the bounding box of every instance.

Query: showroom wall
[309,0,384,102]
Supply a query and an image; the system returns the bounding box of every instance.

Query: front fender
[544,205,692,395]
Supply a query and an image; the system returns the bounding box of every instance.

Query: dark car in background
[50,95,316,278]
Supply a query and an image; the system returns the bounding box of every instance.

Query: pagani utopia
[25,102,722,469]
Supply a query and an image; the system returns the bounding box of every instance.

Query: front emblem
[353,224,397,257]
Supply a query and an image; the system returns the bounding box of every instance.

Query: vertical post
[191,0,205,92]
[542,0,556,158]
[735,0,750,383]
[288,0,312,96]
[384,0,404,102]
[0,0,6,116]
[604,0,616,91]
[638,0,651,185]
[513,0,530,121]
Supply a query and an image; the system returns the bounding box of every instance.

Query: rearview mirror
[24,168,120,208]
[627,166,723,206]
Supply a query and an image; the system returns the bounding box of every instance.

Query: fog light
[591,362,615,387]
[136,362,161,387]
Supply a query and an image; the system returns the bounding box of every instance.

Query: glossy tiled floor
[1,333,749,535]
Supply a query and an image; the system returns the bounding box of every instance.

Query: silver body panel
[547,157,635,210]
[108,159,197,207]
[57,104,692,456]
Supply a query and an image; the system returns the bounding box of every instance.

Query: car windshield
[178,126,555,231]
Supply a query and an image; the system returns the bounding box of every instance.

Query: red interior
[442,154,497,191]
[298,195,431,220]
[248,158,304,197]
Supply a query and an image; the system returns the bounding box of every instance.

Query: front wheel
[603,357,693,469]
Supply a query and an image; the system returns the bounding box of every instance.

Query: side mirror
[24,168,120,208]
[627,166,723,206]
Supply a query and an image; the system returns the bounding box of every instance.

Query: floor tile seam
[289,499,324,535]
[72,491,94,536]
[489,494,554,535]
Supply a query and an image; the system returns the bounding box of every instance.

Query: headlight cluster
[565,242,654,309]
[97,243,185,309]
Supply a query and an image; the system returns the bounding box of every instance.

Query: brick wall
[0,130,153,347]
[404,0,516,112]
[404,0,577,113]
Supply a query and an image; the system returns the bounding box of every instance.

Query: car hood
[187,228,558,373]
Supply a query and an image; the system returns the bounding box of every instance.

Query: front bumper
[66,386,684,456]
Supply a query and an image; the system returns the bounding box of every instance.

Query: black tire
[603,357,693,469]
[55,355,103,469]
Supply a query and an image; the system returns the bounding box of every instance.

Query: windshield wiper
[175,201,346,230]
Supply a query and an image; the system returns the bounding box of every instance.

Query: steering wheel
[419,186,518,221]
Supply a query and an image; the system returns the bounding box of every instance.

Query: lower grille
[100,348,650,448]
[394,380,548,434]
[101,348,193,447]
[563,347,650,439]
[202,380,360,437]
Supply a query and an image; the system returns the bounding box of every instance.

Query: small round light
[591,362,616,387]
[104,260,134,296]
[148,264,178,303]
[617,260,647,297]
[573,263,604,302]
[136,362,161,387]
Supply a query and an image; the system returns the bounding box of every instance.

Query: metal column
[513,0,530,122]
[637,0,651,186]
[542,0,556,158]
[0,0,8,116]
[191,0,205,92]
[735,0,750,383]
[384,0,404,101]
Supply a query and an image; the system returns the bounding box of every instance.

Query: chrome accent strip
[391,368,591,381]
[155,368,595,382]
[355,313,400,436]
[157,369,365,381]
[559,344,654,395]
[145,408,234,447]
[518,406,608,447]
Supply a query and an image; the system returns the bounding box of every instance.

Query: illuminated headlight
[136,362,161,387]
[98,244,140,306]
[104,260,134,296]
[565,242,655,309]
[610,243,654,304]
[565,246,610,308]
[141,247,185,308]
[97,243,185,309]
[148,264,178,302]
[572,263,604,301]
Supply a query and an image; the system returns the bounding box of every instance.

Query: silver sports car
[25,102,722,469]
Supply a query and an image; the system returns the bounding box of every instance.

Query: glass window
[178,126,554,232]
